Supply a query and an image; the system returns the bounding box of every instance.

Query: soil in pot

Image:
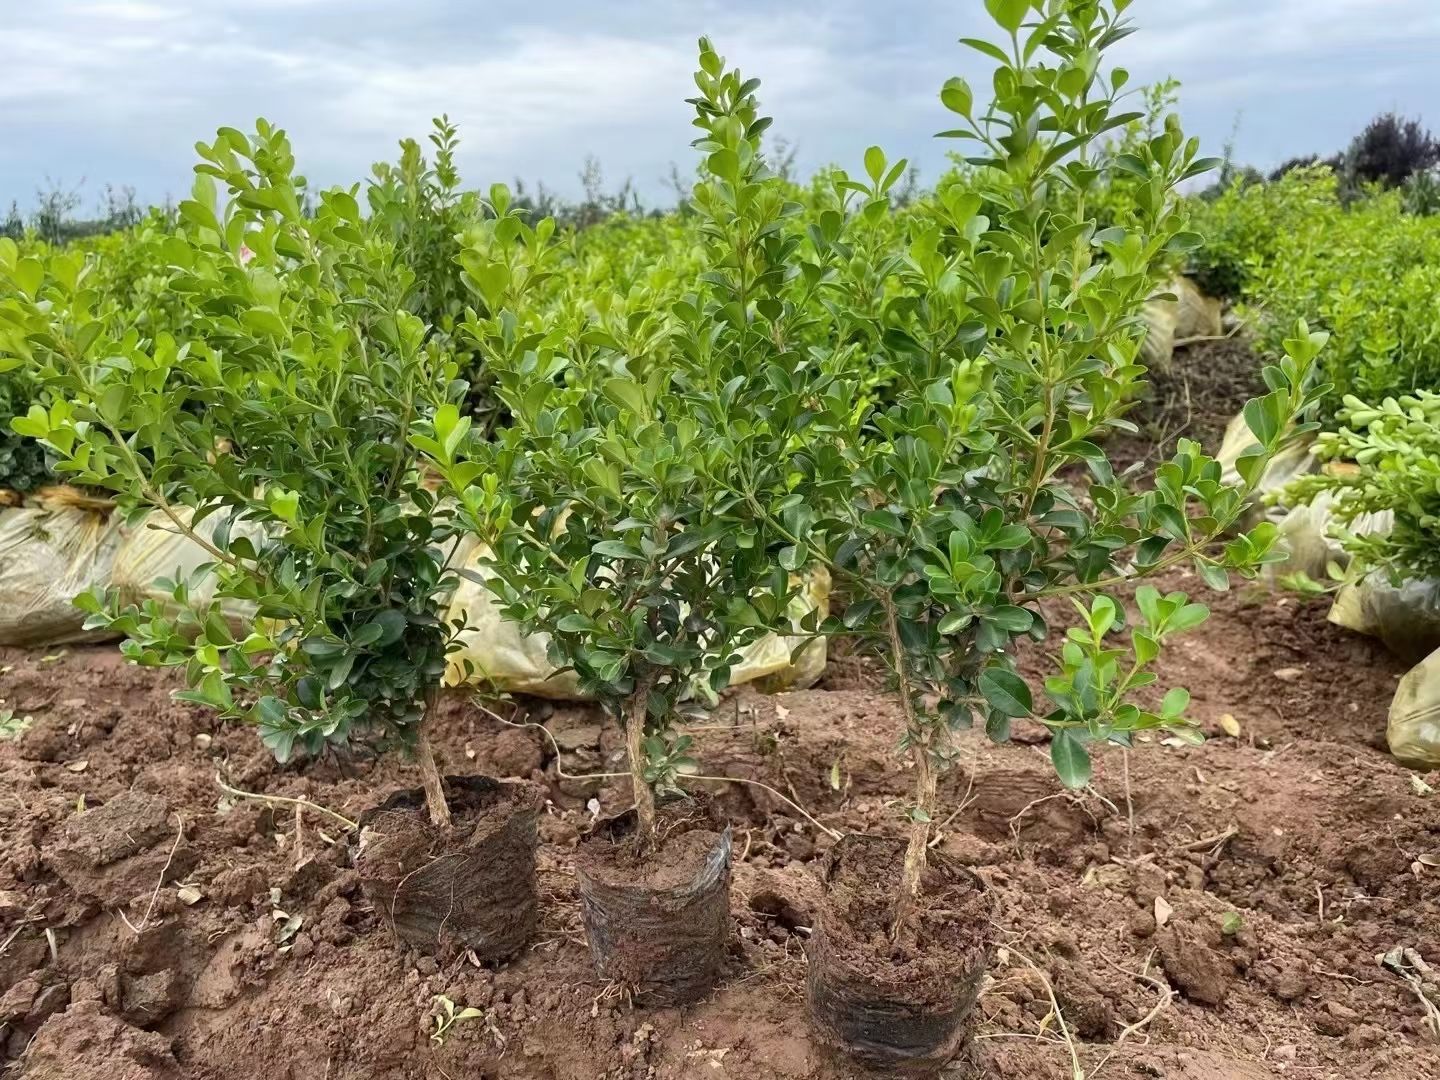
[806,833,995,1074]
[355,774,544,960]
[573,794,732,1006]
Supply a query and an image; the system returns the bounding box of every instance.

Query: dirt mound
[1,566,1437,1078]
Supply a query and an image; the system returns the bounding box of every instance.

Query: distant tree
[1343,112,1440,189]
[1268,154,1337,182]
[0,201,21,241]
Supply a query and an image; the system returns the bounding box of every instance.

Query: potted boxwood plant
[740,0,1332,1070]
[5,121,544,961]
[425,42,819,1004]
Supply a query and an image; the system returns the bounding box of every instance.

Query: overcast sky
[5,0,1440,214]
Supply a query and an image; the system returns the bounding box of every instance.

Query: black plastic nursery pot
[573,794,732,1006]
[806,833,996,1074]
[355,774,544,961]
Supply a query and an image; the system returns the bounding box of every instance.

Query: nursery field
[4,2,1440,1078]
[3,533,1437,1079]
[4,338,1437,1079]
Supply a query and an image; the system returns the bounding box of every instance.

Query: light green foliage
[1,121,466,765]
[782,0,1327,801]
[1289,390,1440,582]
[368,117,492,428]
[1,2,1338,867]
[429,995,486,1046]
[1189,166,1440,412]
[1184,165,1333,300]
[0,708,32,741]
[425,43,807,825]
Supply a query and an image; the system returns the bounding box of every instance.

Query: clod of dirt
[0,975,69,1031]
[1157,925,1232,1006]
[1054,968,1116,1039]
[20,1000,181,1079]
[0,931,47,998]
[1315,998,1362,1037]
[1260,960,1311,1003]
[45,791,195,909]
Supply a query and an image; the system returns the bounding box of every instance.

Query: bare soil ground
[2,342,1437,1079]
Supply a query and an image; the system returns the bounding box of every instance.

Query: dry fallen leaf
[1154,896,1173,928]
[177,885,204,906]
[1218,713,1241,738]
[1412,775,1434,797]
[775,703,790,721]
[1418,854,1440,868]
[1272,667,1303,682]
[64,759,88,773]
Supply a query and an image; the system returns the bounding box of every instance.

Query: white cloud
[4,0,1440,206]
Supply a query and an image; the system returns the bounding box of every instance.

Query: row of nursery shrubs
[0,1,1338,1070]
[1188,167,1440,416]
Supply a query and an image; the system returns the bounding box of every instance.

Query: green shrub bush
[1289,391,1440,582]
[1189,168,1440,415]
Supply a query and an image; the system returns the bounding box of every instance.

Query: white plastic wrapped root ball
[1139,276,1223,373]
[1215,410,1319,524]
[110,509,269,628]
[1388,646,1440,770]
[0,491,124,647]
[442,546,829,700]
[1329,575,1440,668]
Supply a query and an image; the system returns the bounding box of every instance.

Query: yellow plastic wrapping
[1139,276,1224,373]
[442,547,830,699]
[110,509,266,626]
[0,500,124,647]
[1328,575,1440,667]
[1387,647,1440,770]
[1215,410,1319,519]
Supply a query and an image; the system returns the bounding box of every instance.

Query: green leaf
[1050,730,1092,789]
[861,509,906,537]
[369,609,408,648]
[267,489,300,525]
[1197,562,1230,591]
[602,378,648,417]
[1160,686,1190,719]
[986,605,1034,632]
[985,0,1031,33]
[978,667,1032,717]
[592,539,645,561]
[937,609,973,635]
[864,146,886,183]
[940,77,973,118]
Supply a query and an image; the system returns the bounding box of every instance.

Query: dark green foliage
[5,121,467,766]
[1343,112,1439,191]
[0,368,50,492]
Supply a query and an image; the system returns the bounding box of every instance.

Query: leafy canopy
[3,120,467,762]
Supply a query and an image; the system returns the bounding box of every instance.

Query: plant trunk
[415,725,452,829]
[882,596,932,940]
[626,674,657,844]
[893,735,936,939]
